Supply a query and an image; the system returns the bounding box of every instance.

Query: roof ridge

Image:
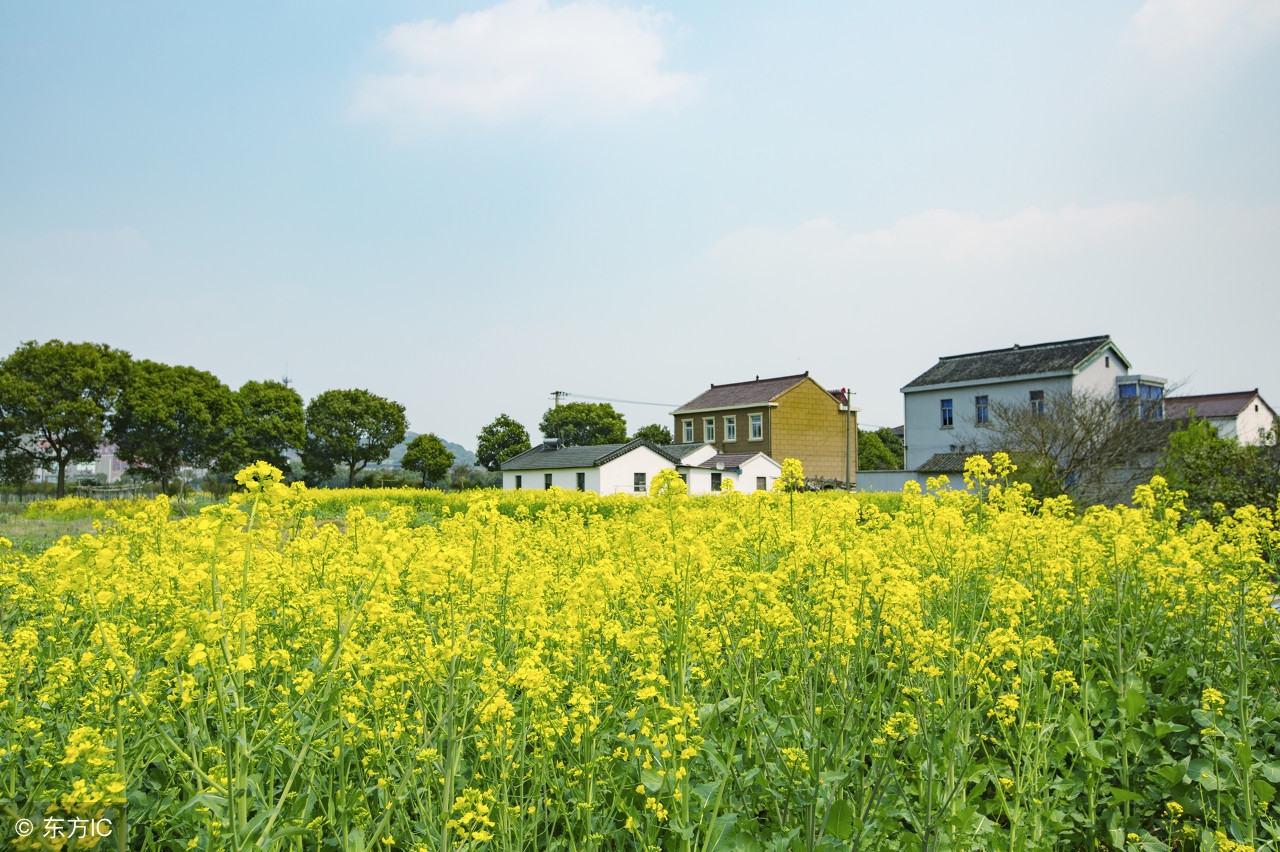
[938,335,1109,362]
[1166,389,1259,399]
[706,372,809,389]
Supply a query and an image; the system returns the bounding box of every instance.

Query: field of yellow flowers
[2,458,1279,852]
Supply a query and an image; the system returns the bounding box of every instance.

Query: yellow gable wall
[770,378,857,482]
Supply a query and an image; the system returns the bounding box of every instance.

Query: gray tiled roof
[903,336,1116,390]
[695,452,761,470]
[674,373,810,414]
[501,439,680,471]
[916,453,977,473]
[1165,390,1269,420]
[662,443,713,460]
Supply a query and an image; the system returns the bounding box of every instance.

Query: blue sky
[3,0,1278,446]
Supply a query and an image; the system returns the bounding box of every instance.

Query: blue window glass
[1030,390,1045,414]
[975,395,989,425]
[941,399,953,427]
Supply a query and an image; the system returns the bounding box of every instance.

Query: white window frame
[756,476,767,491]
[704,417,715,442]
[544,473,553,489]
[748,413,763,441]
[711,472,722,492]
[724,415,736,442]
[682,419,693,443]
[515,475,521,489]
[633,472,646,493]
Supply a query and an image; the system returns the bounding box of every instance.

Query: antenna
[282,362,292,387]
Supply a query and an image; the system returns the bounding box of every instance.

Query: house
[500,438,780,495]
[671,372,859,484]
[900,335,1165,471]
[1164,390,1277,445]
[679,452,782,495]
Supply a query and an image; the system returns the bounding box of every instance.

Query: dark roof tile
[903,336,1117,390]
[1165,390,1268,420]
[674,373,810,413]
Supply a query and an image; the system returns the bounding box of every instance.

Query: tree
[539,402,626,447]
[632,423,673,445]
[302,389,407,488]
[476,414,531,472]
[1157,417,1280,517]
[858,427,903,470]
[402,433,454,486]
[109,360,239,492]
[0,340,130,497]
[973,388,1172,505]
[233,380,306,472]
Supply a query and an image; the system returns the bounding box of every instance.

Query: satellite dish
[716,462,724,470]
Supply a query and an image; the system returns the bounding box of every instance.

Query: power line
[556,391,680,408]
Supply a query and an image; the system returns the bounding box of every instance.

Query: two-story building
[671,372,859,484]
[900,335,1165,471]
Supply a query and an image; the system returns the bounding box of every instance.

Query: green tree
[302,389,408,488]
[109,360,239,492]
[539,402,627,447]
[0,340,130,497]
[402,433,455,486]
[234,380,306,472]
[858,427,903,470]
[632,423,673,445]
[476,414,531,472]
[1157,417,1280,517]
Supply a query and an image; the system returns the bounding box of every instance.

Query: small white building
[679,452,782,495]
[501,439,780,495]
[1164,390,1277,445]
[900,335,1165,471]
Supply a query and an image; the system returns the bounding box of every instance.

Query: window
[940,399,953,427]
[544,473,553,489]
[757,476,767,491]
[724,416,736,442]
[1105,355,1110,368]
[975,395,989,425]
[515,475,521,490]
[749,413,763,441]
[679,473,687,484]
[704,418,715,442]
[633,472,647,493]
[682,419,693,443]
[711,472,722,492]
[1118,381,1164,419]
[576,472,585,491]
[1030,390,1045,415]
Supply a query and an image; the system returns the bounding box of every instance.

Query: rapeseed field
[2,458,1278,851]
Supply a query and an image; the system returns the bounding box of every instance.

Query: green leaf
[641,768,665,793]
[1105,786,1145,804]
[1188,758,1220,791]
[1262,762,1280,783]
[825,799,854,841]
[1253,779,1276,804]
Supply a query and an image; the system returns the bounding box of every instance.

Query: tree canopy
[0,340,131,496]
[632,424,673,445]
[539,402,626,447]
[1157,417,1280,517]
[231,380,306,472]
[402,433,455,486]
[857,427,903,471]
[476,414,531,472]
[302,389,407,488]
[108,360,239,492]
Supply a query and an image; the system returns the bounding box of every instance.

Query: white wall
[1235,395,1277,445]
[904,375,1074,469]
[599,446,679,495]
[683,456,780,495]
[502,467,601,492]
[1071,345,1129,396]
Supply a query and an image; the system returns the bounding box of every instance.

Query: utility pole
[844,388,851,491]
[552,391,566,408]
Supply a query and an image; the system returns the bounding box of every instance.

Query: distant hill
[384,433,478,469]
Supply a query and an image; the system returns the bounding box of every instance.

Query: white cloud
[1133,0,1280,59]
[351,0,699,128]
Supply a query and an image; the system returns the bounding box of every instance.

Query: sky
[2,0,1278,447]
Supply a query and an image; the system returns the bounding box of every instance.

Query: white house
[1164,390,1277,445]
[500,438,779,495]
[900,335,1165,471]
[678,452,782,495]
